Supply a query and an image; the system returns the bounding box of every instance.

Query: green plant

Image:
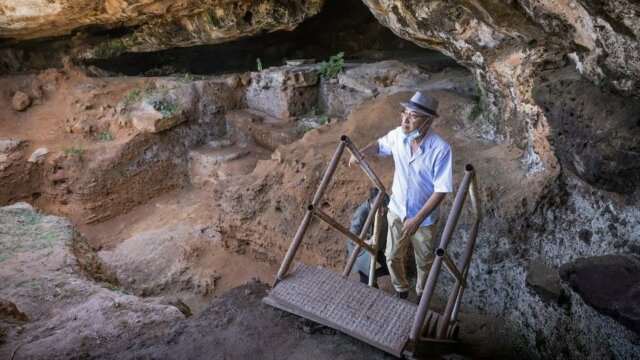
[62,146,84,156]
[118,89,142,108]
[94,131,114,141]
[203,11,213,24]
[318,52,345,79]
[316,114,329,125]
[202,11,222,27]
[469,101,483,120]
[148,99,181,118]
[95,39,126,58]
[181,73,194,82]
[256,58,263,71]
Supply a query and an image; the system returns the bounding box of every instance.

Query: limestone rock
[131,103,185,133]
[525,259,565,305]
[28,147,49,163]
[0,138,22,154]
[0,1,323,57]
[560,255,640,334]
[11,91,31,111]
[245,67,319,119]
[69,119,95,134]
[533,67,640,193]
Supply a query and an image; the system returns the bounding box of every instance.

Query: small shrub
[118,89,142,108]
[148,99,181,118]
[181,73,194,82]
[318,52,344,79]
[316,114,329,125]
[469,102,483,120]
[256,58,263,71]
[95,39,126,58]
[203,11,213,24]
[62,146,84,156]
[94,131,114,141]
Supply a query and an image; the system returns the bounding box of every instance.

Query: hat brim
[400,102,438,118]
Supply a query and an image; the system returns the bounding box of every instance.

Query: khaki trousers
[384,211,438,296]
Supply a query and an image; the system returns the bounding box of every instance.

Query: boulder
[132,104,185,133]
[560,255,640,334]
[525,259,566,306]
[27,147,49,163]
[0,138,22,154]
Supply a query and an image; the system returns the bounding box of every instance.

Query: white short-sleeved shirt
[378,127,453,226]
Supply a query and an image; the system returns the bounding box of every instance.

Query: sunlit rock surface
[0,0,323,57]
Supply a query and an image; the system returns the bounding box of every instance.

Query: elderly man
[350,91,453,300]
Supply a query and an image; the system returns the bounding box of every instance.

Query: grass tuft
[62,146,84,156]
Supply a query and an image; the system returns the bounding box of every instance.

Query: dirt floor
[4,58,632,359]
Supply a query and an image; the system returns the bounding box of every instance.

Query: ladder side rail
[343,190,385,276]
[313,206,376,254]
[450,172,482,323]
[368,208,383,287]
[342,136,386,193]
[409,165,474,342]
[437,167,482,338]
[275,141,346,283]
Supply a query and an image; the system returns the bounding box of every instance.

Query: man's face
[400,109,432,134]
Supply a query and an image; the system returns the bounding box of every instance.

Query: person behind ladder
[347,187,390,287]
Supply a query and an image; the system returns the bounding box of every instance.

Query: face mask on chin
[404,119,431,141]
[405,129,421,140]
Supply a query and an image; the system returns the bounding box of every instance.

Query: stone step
[226,109,301,151]
[188,143,270,191]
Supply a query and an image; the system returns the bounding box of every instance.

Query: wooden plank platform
[263,263,420,357]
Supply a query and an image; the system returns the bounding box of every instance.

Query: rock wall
[361,0,640,193]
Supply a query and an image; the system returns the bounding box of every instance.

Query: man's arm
[349,140,379,167]
[401,192,447,237]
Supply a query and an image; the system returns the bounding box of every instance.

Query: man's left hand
[402,217,421,237]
